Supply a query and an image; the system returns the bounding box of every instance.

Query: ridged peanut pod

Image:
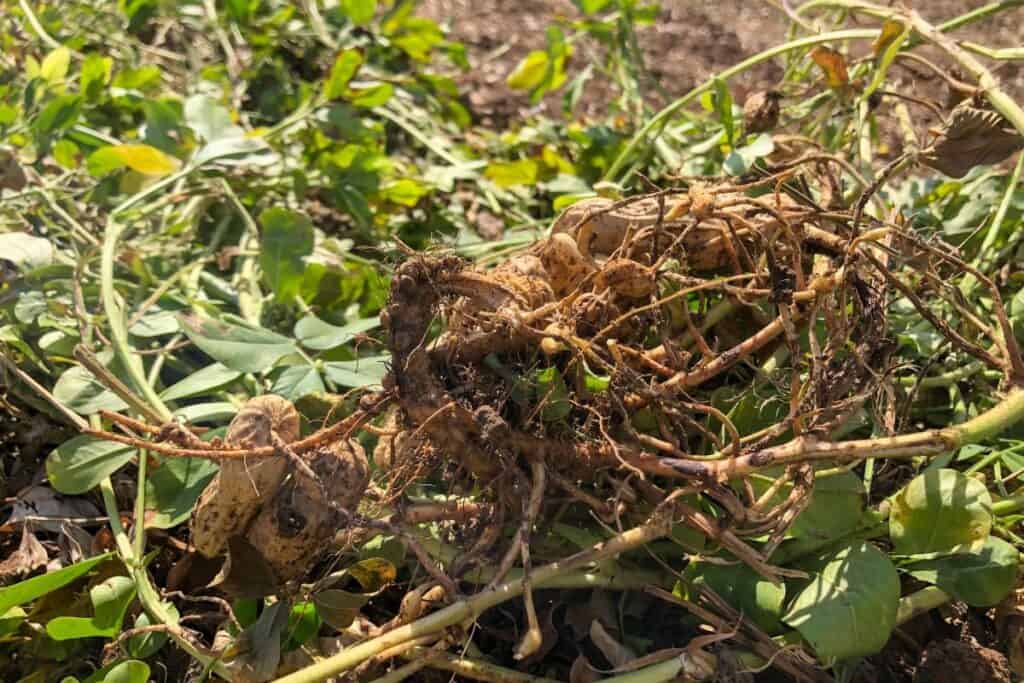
[247,439,369,583]
[190,395,298,558]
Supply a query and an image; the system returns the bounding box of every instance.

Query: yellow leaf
[110,144,180,176]
[810,46,849,89]
[872,19,906,57]
[40,47,71,85]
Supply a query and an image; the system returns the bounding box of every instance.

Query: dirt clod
[914,639,1011,683]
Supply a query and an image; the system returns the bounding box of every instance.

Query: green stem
[895,586,951,624]
[603,29,880,182]
[100,477,230,678]
[961,42,1024,60]
[600,659,684,683]
[993,493,1024,516]
[403,647,563,683]
[101,168,196,422]
[275,515,673,683]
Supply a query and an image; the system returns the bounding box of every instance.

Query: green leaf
[534,367,571,421]
[751,470,865,544]
[890,469,992,555]
[905,536,1019,607]
[52,364,128,415]
[0,233,54,269]
[126,608,177,658]
[782,542,899,663]
[39,47,71,85]
[683,562,785,633]
[259,208,315,302]
[573,0,612,13]
[160,363,242,401]
[341,0,377,25]
[144,456,218,529]
[0,553,112,614]
[172,402,236,423]
[47,436,134,495]
[380,179,429,206]
[284,602,321,651]
[102,660,150,683]
[0,606,26,638]
[349,82,393,108]
[713,78,735,145]
[272,364,326,400]
[325,51,364,100]
[723,134,774,176]
[507,51,549,92]
[178,313,298,373]
[33,94,83,137]
[485,159,539,188]
[184,94,237,142]
[47,576,137,640]
[80,54,113,101]
[294,315,379,351]
[323,356,389,388]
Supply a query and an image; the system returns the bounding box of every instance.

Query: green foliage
[890,469,993,555]
[783,542,900,663]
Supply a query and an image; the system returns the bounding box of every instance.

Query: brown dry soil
[418,0,1024,128]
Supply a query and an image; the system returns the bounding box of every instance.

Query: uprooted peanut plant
[4,1,1024,682]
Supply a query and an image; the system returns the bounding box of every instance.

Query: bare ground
[419,0,1024,127]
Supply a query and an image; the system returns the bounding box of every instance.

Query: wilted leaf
[0,149,28,191]
[209,536,279,598]
[0,528,48,582]
[922,102,1024,178]
[314,558,396,629]
[810,46,849,89]
[872,19,906,57]
[226,600,289,682]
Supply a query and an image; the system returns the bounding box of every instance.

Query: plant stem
[99,477,230,678]
[101,169,196,423]
[275,513,674,683]
[695,388,1024,478]
[895,586,951,624]
[403,647,563,683]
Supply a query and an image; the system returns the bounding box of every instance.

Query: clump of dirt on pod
[190,394,369,586]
